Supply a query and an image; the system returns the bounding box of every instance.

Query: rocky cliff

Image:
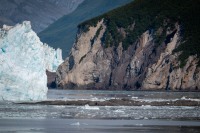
[56,0,200,91]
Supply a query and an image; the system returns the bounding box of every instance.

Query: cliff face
[56,0,200,91]
[142,26,200,90]
[56,20,199,91]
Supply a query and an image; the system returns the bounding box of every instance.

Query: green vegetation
[39,0,132,58]
[91,26,103,46]
[78,0,200,67]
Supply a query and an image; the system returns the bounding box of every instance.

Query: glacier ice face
[0,21,63,101]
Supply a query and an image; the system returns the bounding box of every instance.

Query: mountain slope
[39,0,133,57]
[0,0,84,32]
[56,0,200,90]
[78,0,200,67]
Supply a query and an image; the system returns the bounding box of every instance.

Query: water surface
[0,90,200,133]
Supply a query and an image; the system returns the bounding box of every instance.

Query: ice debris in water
[181,96,186,100]
[141,105,152,108]
[0,21,63,101]
[70,122,88,126]
[131,96,138,99]
[114,109,124,113]
[84,104,100,110]
[70,122,80,126]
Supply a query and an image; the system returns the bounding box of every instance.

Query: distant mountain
[0,0,84,32]
[39,0,133,58]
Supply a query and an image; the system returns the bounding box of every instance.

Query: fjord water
[0,90,200,133]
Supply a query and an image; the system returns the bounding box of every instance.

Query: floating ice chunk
[131,96,138,99]
[70,122,88,126]
[53,105,66,108]
[114,109,124,113]
[188,98,200,102]
[91,97,98,101]
[181,96,186,100]
[84,104,99,110]
[141,105,152,108]
[181,106,195,109]
[70,122,80,126]
[180,96,199,101]
[0,21,63,101]
[135,124,143,126]
[135,117,141,120]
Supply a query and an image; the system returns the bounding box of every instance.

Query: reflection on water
[0,119,200,133]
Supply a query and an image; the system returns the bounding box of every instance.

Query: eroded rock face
[57,20,111,89]
[142,26,200,90]
[57,20,200,90]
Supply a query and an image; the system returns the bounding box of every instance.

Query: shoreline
[48,88,200,92]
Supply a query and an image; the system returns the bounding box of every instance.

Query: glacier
[0,21,63,101]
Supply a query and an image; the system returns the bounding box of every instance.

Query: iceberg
[0,21,63,101]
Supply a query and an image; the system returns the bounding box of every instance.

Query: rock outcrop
[56,19,200,91]
[56,0,200,91]
[142,26,200,90]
